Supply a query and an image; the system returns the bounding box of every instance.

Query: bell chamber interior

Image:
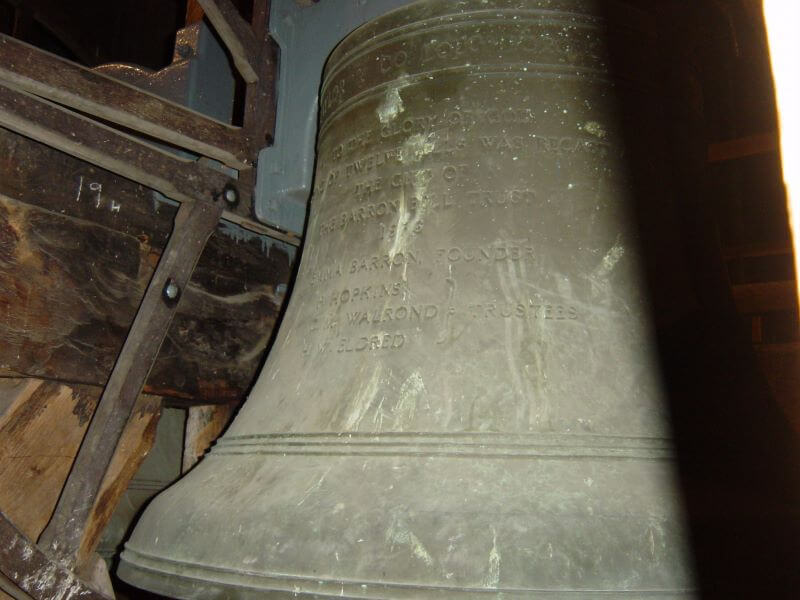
[119,1,698,597]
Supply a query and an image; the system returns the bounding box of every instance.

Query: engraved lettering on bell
[120,1,697,597]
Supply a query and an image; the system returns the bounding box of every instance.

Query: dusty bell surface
[119,1,696,597]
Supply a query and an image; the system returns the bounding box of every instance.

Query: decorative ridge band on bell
[119,0,697,597]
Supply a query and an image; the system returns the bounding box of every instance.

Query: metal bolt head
[163,278,181,302]
[223,184,239,205]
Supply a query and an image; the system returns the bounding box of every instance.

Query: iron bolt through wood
[223,184,239,205]
[163,278,181,302]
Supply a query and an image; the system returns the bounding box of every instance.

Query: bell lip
[118,546,696,600]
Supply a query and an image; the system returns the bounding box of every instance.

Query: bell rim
[119,546,697,600]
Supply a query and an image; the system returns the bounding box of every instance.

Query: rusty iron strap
[37,199,224,568]
[0,511,111,600]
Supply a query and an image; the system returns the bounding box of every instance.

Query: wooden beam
[708,131,779,162]
[182,403,236,472]
[0,34,249,169]
[37,199,223,567]
[0,379,161,571]
[77,396,161,567]
[0,82,298,245]
[0,129,293,403]
[0,574,27,600]
[0,512,110,600]
[197,0,260,84]
[732,280,799,313]
[222,208,299,245]
[0,81,243,208]
[0,193,290,404]
[0,380,101,542]
[186,0,206,25]
[722,241,793,259]
[242,0,278,156]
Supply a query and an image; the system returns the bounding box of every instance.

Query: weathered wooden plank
[197,0,259,83]
[0,511,110,600]
[0,183,290,403]
[77,395,161,567]
[146,227,290,402]
[0,128,175,247]
[38,199,222,566]
[222,208,300,246]
[0,34,249,169]
[0,378,161,569]
[187,0,206,24]
[0,82,298,245]
[0,194,153,388]
[0,574,26,600]
[0,377,145,598]
[182,403,235,472]
[242,0,278,157]
[0,379,34,421]
[0,380,100,541]
[0,82,246,209]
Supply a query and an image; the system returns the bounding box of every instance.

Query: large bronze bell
[119,0,698,596]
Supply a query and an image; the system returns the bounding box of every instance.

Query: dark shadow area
[0,0,187,69]
[602,1,799,597]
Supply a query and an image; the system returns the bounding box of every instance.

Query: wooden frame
[0,1,292,595]
[0,34,250,169]
[38,200,224,567]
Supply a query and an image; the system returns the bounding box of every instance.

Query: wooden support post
[197,0,260,83]
[38,199,223,567]
[0,34,250,169]
[0,82,297,244]
[76,395,162,567]
[242,0,277,157]
[182,403,236,473]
